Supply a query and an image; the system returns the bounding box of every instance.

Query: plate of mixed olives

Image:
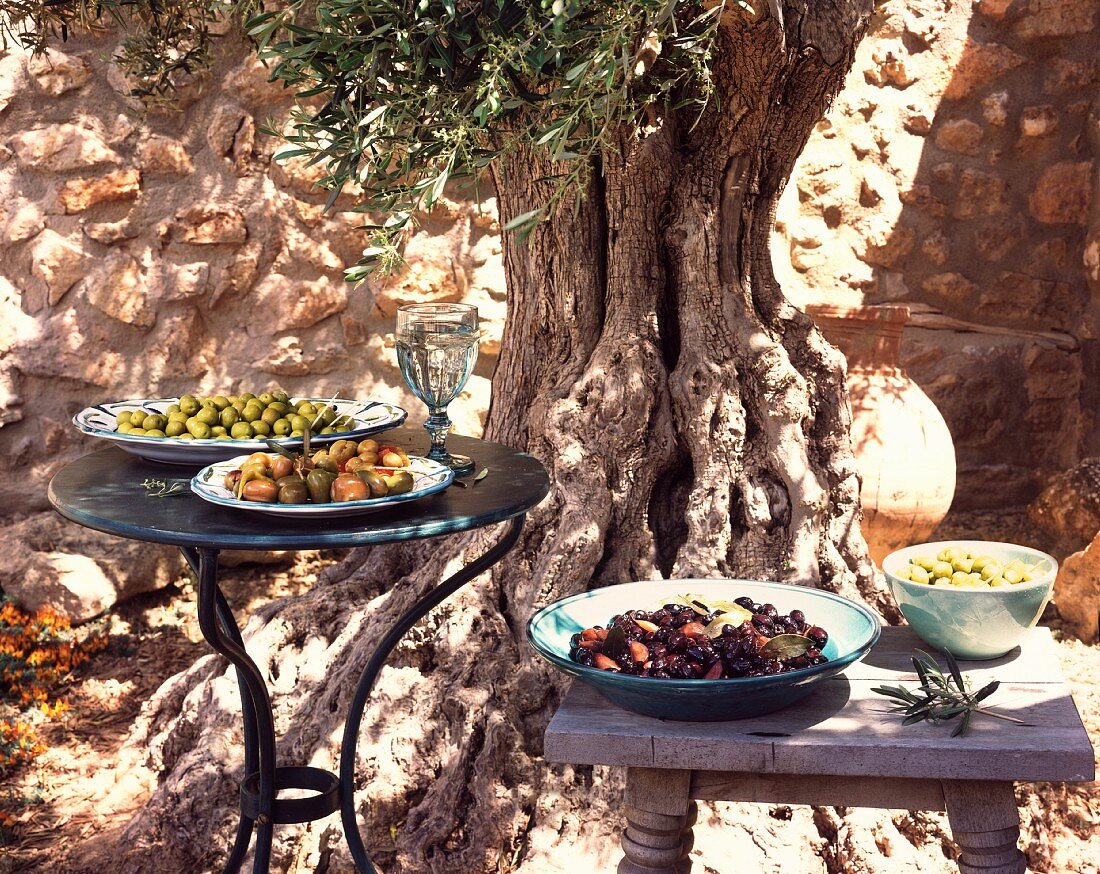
[528,579,880,721]
[190,436,453,517]
[73,391,407,464]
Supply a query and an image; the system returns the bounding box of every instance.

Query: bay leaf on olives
[759,634,814,660]
[603,626,628,661]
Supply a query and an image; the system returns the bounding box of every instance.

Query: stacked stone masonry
[775,0,1098,507]
[0,36,504,525]
[0,0,1097,528]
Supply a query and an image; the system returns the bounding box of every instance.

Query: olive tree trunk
[66,4,929,873]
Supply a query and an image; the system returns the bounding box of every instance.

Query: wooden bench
[544,626,1095,874]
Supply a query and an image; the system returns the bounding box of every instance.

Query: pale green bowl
[883,540,1057,660]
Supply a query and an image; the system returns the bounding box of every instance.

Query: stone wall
[0,32,504,521]
[775,0,1098,506]
[1,0,1097,528]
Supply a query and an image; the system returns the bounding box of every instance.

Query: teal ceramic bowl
[883,540,1057,660]
[527,579,880,721]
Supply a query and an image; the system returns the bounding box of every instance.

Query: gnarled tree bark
[68,3,911,872]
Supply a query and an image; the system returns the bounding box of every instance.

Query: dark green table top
[48,430,549,550]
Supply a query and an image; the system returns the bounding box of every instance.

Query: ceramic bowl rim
[527,579,882,687]
[883,540,1057,596]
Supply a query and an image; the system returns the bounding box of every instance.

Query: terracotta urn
[807,304,956,566]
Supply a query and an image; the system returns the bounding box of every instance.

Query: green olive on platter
[109,392,361,442]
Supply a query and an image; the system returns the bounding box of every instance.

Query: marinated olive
[129,410,147,427]
[277,478,309,504]
[328,440,358,466]
[271,455,294,481]
[381,451,404,468]
[357,469,388,498]
[306,469,336,504]
[230,421,253,439]
[312,452,340,474]
[242,478,278,503]
[220,407,240,428]
[382,470,414,496]
[331,474,369,502]
[195,406,219,427]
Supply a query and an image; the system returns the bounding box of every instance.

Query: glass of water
[395,302,479,474]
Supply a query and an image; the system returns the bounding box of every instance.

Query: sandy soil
[0,515,1096,873]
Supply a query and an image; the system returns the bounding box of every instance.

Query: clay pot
[807,304,956,566]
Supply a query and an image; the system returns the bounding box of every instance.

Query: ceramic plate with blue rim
[527,579,881,721]
[73,397,407,466]
[191,454,453,517]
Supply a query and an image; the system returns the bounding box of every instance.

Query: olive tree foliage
[3,0,747,274]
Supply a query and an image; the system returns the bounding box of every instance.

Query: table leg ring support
[240,766,341,825]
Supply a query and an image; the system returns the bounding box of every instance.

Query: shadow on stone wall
[778,0,1097,508]
[0,31,507,521]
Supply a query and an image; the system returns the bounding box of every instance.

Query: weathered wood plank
[842,626,1066,683]
[690,771,947,810]
[543,627,1096,783]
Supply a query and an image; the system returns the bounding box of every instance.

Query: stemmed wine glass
[395,302,480,474]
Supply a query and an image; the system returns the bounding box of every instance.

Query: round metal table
[48,430,549,874]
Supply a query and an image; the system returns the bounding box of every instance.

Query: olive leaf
[760,634,814,660]
[603,626,628,661]
[473,467,489,483]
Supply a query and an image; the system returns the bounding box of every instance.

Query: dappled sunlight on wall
[774,0,1096,507]
[0,31,506,519]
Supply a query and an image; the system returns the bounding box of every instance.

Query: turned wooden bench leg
[618,768,695,874]
[942,781,1026,874]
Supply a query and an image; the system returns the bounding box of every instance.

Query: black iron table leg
[339,516,526,874]
[186,547,278,873]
